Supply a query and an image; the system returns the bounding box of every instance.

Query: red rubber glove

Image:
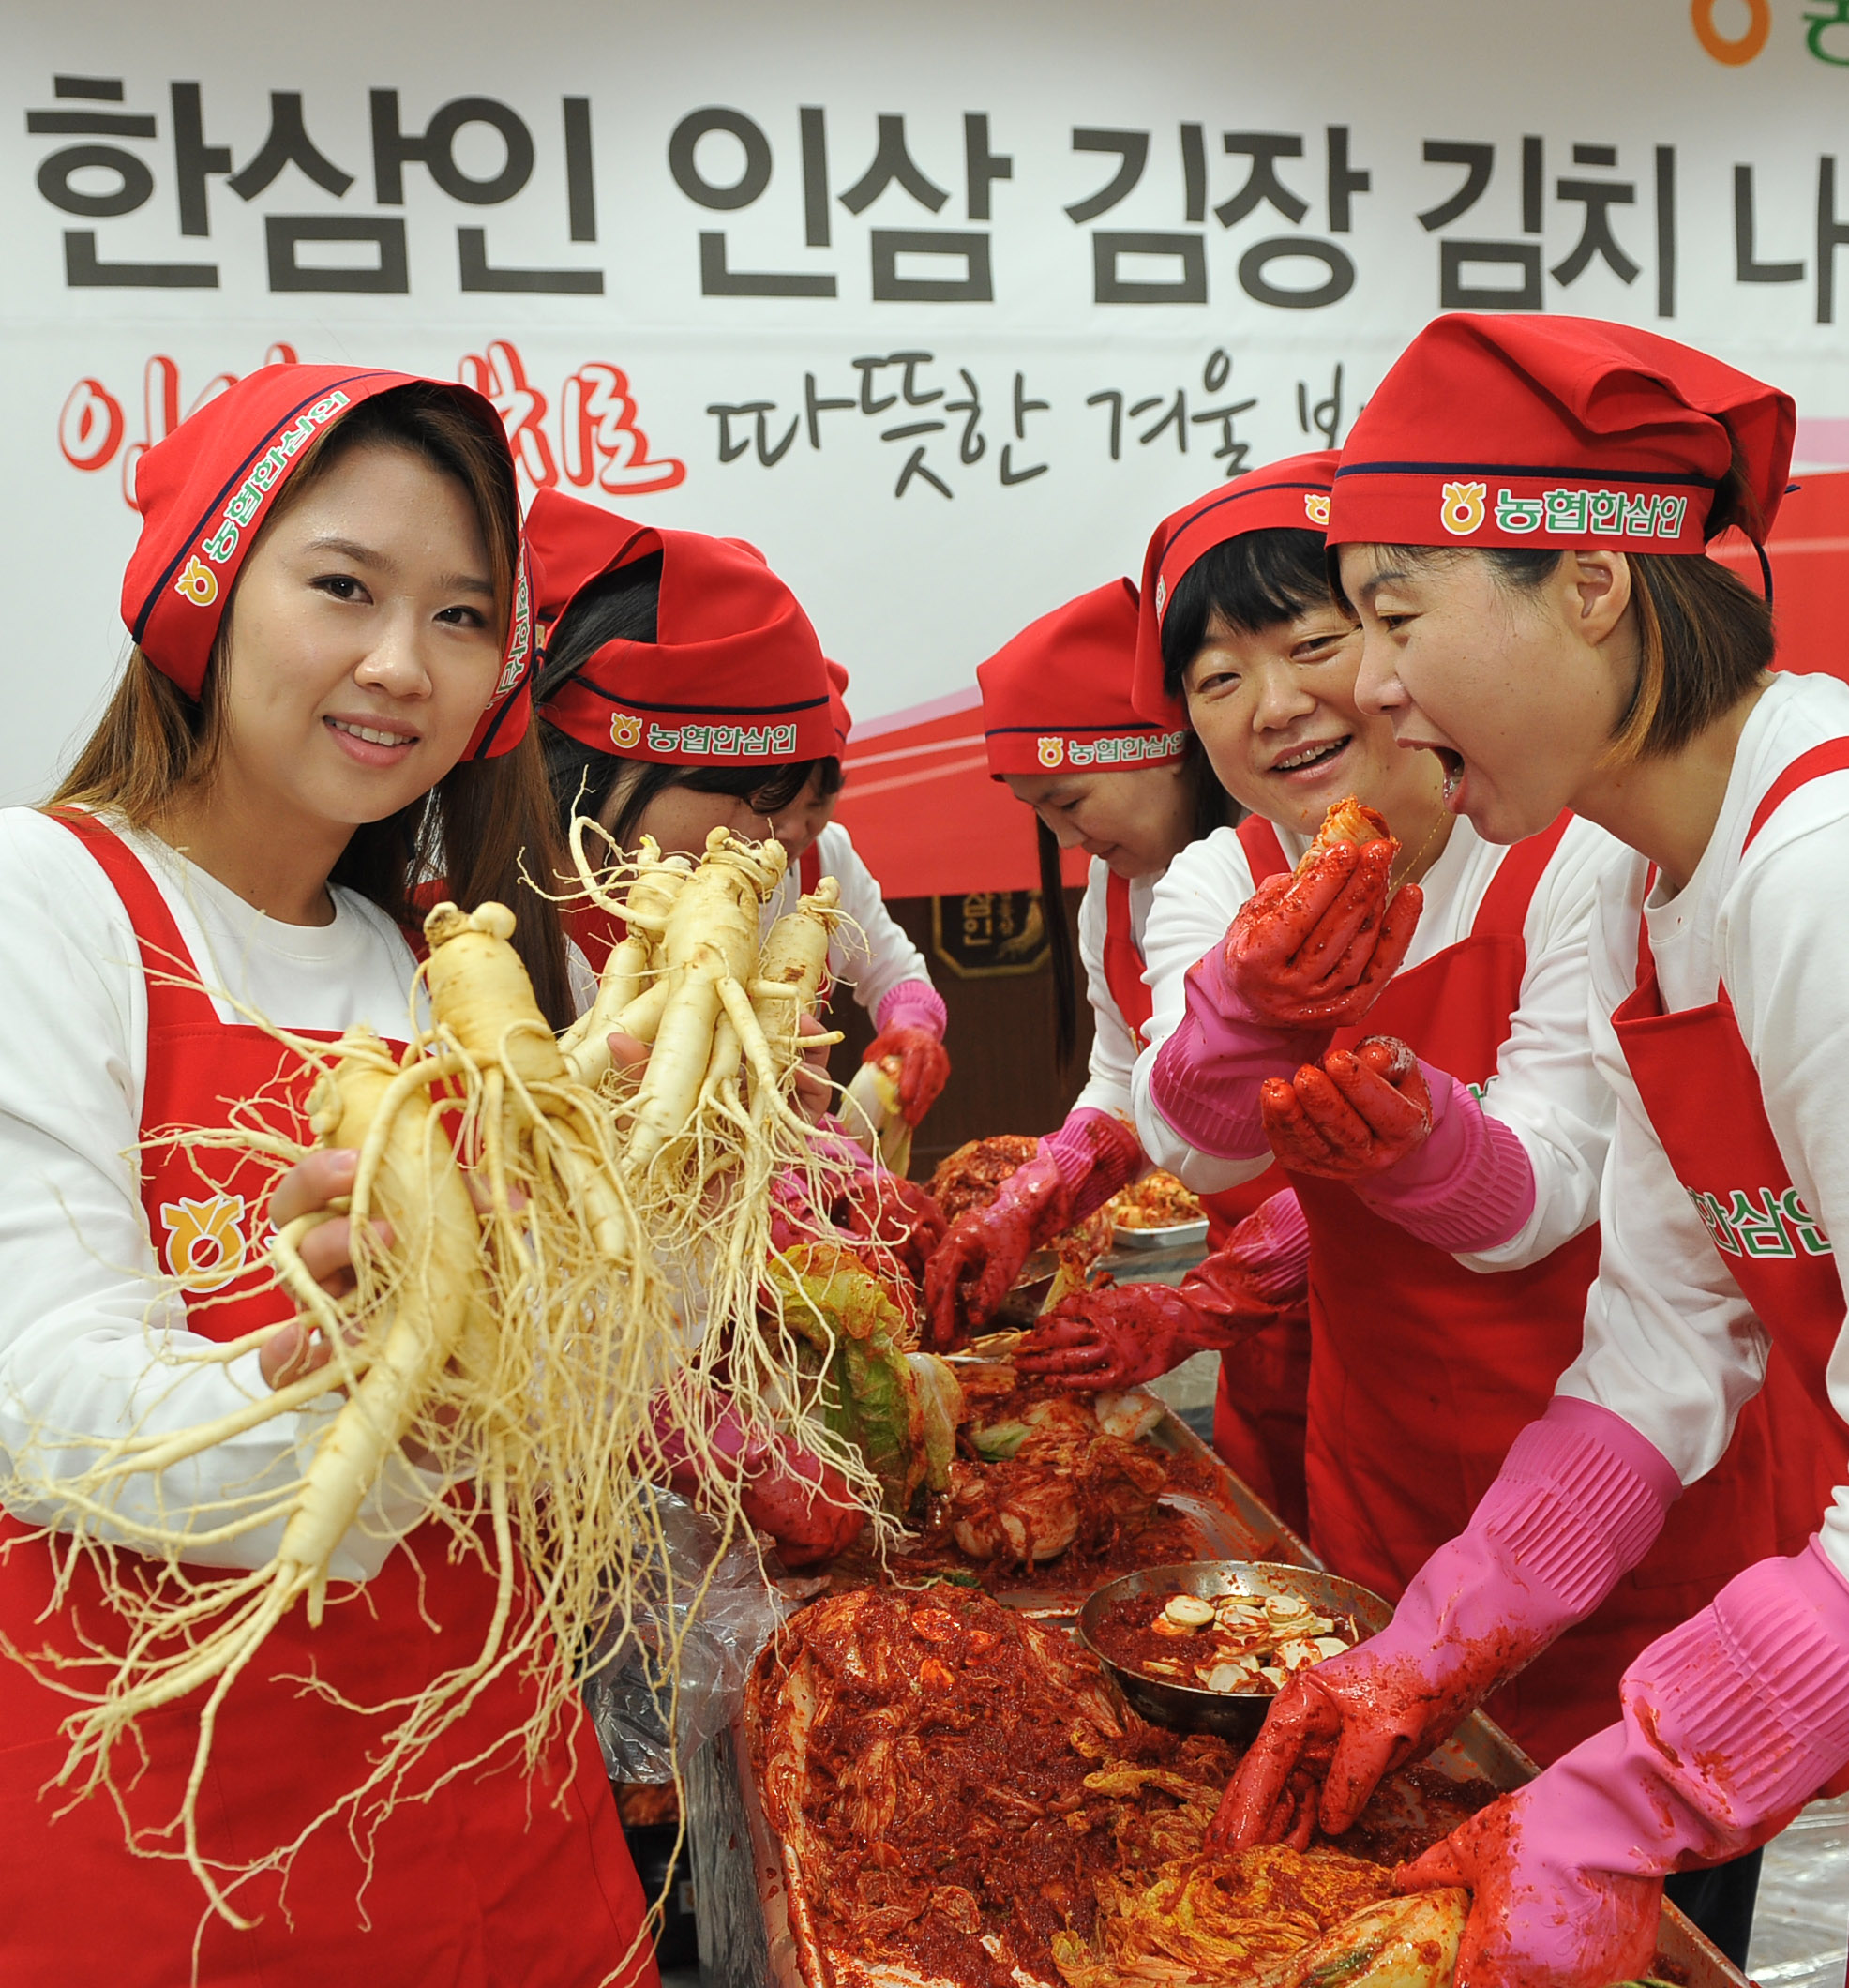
[1222,838,1422,1030]
[652,1395,865,1568]
[867,982,952,1125]
[922,1111,1142,1350]
[832,1169,948,1287]
[863,1027,952,1125]
[1262,1036,1431,1178]
[1015,1190,1310,1389]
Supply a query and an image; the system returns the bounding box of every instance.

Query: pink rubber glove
[1264,1037,1537,1254]
[1149,942,1338,1167]
[1211,1395,1680,1850]
[1015,1190,1310,1389]
[1400,1538,1849,1987]
[922,1109,1143,1349]
[866,982,951,1124]
[651,1395,865,1568]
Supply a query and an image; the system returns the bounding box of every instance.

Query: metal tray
[718,1419,1748,1988]
[1111,1218,1210,1252]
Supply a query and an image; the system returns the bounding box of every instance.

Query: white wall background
[5,0,1845,801]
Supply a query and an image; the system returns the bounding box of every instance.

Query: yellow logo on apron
[159,1192,248,1292]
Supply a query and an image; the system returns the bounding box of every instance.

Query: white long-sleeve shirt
[0,807,443,1581]
[1555,671,1849,1580]
[764,821,935,1020]
[1132,810,1627,1272]
[1072,857,1154,1126]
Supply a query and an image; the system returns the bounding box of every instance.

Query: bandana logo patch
[1041,730,1190,769]
[1152,576,1167,619]
[1303,492,1331,526]
[199,391,352,566]
[1440,481,1488,536]
[492,561,532,699]
[1491,487,1690,539]
[609,713,645,750]
[173,555,218,608]
[647,720,799,757]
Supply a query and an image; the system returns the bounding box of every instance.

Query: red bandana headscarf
[527,489,833,767]
[1327,314,1795,556]
[1131,451,1340,723]
[979,579,1186,778]
[120,363,534,759]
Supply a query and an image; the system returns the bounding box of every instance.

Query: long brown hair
[52,384,574,1027]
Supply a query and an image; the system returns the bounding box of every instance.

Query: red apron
[1612,738,1849,1527]
[1100,866,1311,1532]
[1240,812,1824,1764]
[0,818,654,1988]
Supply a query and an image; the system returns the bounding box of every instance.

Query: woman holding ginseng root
[1199,316,1849,1988]
[1009,448,1829,1967]
[0,367,839,1984]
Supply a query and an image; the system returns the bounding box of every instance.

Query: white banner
[7,0,1849,804]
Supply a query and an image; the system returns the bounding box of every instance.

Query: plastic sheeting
[1746,1796,1849,1988]
[582,1492,792,1787]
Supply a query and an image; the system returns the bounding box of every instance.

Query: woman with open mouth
[1012,448,1825,1971]
[1217,315,1849,1987]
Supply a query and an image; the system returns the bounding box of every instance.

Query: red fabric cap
[979,578,1186,778]
[1131,451,1339,724]
[1328,313,1796,555]
[527,489,833,766]
[826,659,851,750]
[120,363,534,760]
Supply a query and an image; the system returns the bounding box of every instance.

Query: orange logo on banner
[1691,0,1769,63]
[1440,481,1488,536]
[159,1193,248,1292]
[173,555,218,607]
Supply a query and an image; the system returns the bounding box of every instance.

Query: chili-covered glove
[1224,837,1422,1030]
[1146,844,1420,1171]
[652,1395,864,1568]
[865,981,951,1125]
[1015,1190,1310,1390]
[1398,1538,1849,1988]
[832,1169,948,1287]
[1210,1396,1680,1852]
[1262,1037,1537,1254]
[922,1109,1143,1350]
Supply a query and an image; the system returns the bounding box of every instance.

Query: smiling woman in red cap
[0,368,654,1985]
[1004,460,1815,1881]
[1216,315,1849,1987]
[527,489,951,1129]
[926,580,1319,1514]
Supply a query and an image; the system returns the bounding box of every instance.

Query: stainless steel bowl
[1077,1559,1391,1743]
[992,1247,1060,1325]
